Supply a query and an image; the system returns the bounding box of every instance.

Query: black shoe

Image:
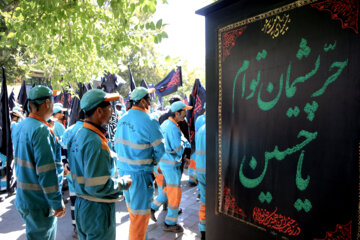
[163,223,184,233]
[150,209,157,222]
[188,182,197,187]
[201,231,205,240]
[72,227,79,239]
[178,207,182,215]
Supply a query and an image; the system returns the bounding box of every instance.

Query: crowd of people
[6,85,206,240]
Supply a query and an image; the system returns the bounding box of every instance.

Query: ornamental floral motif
[222,184,247,217]
[311,0,359,34]
[313,221,352,240]
[222,26,247,62]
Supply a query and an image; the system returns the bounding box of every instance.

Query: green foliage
[0,0,166,88]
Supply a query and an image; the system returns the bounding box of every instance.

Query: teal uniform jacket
[114,107,165,173]
[12,115,63,210]
[195,121,206,232]
[195,123,206,172]
[68,122,126,202]
[62,121,84,149]
[54,121,65,140]
[62,121,84,194]
[159,117,190,169]
[195,114,206,132]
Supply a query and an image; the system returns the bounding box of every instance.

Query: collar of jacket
[168,116,181,130]
[131,106,148,113]
[83,121,108,143]
[29,113,58,143]
[84,121,106,134]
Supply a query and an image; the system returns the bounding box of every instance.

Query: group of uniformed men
[10,85,206,240]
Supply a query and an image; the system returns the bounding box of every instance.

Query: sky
[153,0,213,70]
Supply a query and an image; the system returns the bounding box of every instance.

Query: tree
[0,0,168,88]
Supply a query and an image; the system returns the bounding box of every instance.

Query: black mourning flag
[128,66,136,92]
[154,66,182,97]
[69,83,88,126]
[0,67,15,193]
[186,79,206,147]
[17,80,27,107]
[8,89,15,110]
[101,73,126,93]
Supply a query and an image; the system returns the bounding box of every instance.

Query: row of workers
[12,85,206,240]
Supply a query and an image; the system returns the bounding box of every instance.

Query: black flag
[17,80,27,107]
[69,83,88,126]
[8,89,15,110]
[101,73,125,93]
[0,67,15,193]
[154,66,182,97]
[128,66,136,92]
[187,79,206,148]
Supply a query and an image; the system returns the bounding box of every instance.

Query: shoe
[196,194,200,201]
[201,231,205,240]
[150,209,157,222]
[178,208,182,215]
[188,182,197,187]
[163,223,184,233]
[72,227,79,239]
[163,202,168,211]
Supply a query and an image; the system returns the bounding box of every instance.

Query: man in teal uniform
[114,87,165,240]
[151,101,192,232]
[52,103,67,139]
[68,89,132,240]
[62,110,85,239]
[195,117,206,240]
[12,86,66,240]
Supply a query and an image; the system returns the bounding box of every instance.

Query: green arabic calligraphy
[295,150,310,191]
[259,192,273,203]
[285,55,321,98]
[232,60,250,113]
[311,60,348,97]
[324,41,336,52]
[294,198,312,212]
[256,49,267,61]
[304,101,318,122]
[239,130,317,188]
[286,106,300,118]
[257,73,283,111]
[296,38,311,60]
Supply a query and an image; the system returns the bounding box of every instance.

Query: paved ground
[0,170,201,240]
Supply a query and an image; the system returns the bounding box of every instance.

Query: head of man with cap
[130,87,155,112]
[27,86,60,120]
[80,89,120,126]
[52,103,67,122]
[170,101,192,123]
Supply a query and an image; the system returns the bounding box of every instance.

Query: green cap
[80,89,120,111]
[28,86,60,104]
[130,87,155,101]
[170,101,192,112]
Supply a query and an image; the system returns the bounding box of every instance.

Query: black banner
[217,1,360,239]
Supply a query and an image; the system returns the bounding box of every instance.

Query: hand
[63,164,70,177]
[121,175,132,190]
[124,179,132,190]
[53,206,66,218]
